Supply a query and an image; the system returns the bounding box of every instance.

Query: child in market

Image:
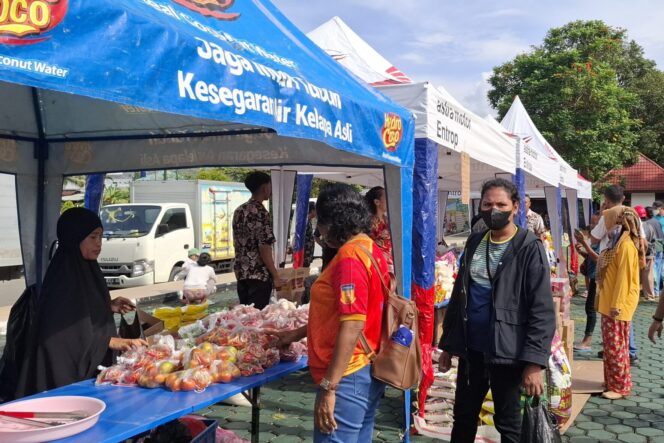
[174,248,200,281]
[181,252,216,304]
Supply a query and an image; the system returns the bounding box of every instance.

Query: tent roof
[306,20,516,190]
[501,96,576,189]
[307,16,412,86]
[0,0,414,168]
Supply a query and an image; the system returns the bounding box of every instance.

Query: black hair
[316,183,372,246]
[654,201,664,209]
[480,178,519,205]
[364,186,385,215]
[646,206,655,219]
[244,171,271,194]
[197,252,211,267]
[308,201,316,213]
[603,185,624,204]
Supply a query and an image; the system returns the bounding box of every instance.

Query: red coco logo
[0,0,67,45]
[381,113,403,152]
[173,0,240,21]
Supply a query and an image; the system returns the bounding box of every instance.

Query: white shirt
[591,213,645,253]
[183,264,217,294]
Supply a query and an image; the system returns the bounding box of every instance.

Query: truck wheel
[169,266,182,282]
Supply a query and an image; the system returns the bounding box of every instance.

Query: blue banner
[292,174,313,268]
[0,0,413,167]
[84,174,105,213]
[412,138,438,289]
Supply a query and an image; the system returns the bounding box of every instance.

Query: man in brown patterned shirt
[525,195,546,239]
[233,172,285,309]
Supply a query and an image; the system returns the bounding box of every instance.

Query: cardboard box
[561,319,575,366]
[276,267,310,305]
[553,298,563,334]
[433,307,447,346]
[137,308,164,338]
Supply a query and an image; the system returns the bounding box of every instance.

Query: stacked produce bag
[97,300,308,392]
[434,250,458,305]
[153,302,210,332]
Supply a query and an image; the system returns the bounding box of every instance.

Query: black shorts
[236,279,272,310]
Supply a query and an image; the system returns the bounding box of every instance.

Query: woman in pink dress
[365,186,393,271]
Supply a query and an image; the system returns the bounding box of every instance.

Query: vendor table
[19,358,308,443]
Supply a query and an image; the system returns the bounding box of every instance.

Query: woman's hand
[522,364,544,396]
[109,337,148,352]
[315,390,337,434]
[649,320,663,344]
[610,308,621,318]
[438,351,452,373]
[111,297,136,314]
[263,329,295,348]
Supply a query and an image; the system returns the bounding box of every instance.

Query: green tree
[177,167,254,183]
[488,20,654,181]
[102,186,130,205]
[627,69,664,165]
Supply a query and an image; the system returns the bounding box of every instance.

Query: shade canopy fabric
[306,18,516,193]
[378,83,516,191]
[307,16,412,86]
[0,0,415,292]
[501,96,578,190]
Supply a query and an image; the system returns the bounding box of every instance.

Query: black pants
[451,350,523,443]
[237,279,272,310]
[585,278,597,337]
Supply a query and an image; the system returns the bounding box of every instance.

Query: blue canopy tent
[0,0,414,287]
[0,0,416,435]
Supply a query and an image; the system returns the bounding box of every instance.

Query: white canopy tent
[307,18,517,243]
[307,16,412,86]
[500,96,592,271]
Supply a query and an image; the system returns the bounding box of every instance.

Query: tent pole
[31,88,48,289]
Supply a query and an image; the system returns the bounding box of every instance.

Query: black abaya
[16,208,116,397]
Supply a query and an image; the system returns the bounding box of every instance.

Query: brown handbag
[357,245,422,391]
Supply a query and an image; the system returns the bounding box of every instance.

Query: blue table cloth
[18,358,308,443]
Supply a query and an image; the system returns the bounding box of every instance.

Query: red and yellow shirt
[307,234,389,384]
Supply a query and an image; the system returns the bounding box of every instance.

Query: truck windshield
[100,205,161,238]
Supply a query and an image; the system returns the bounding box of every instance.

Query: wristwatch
[653,315,663,323]
[319,378,337,392]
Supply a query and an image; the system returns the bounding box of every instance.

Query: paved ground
[2,283,662,441]
[193,295,664,442]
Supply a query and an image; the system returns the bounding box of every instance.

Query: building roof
[604,154,664,192]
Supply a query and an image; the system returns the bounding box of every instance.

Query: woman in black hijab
[18,208,146,396]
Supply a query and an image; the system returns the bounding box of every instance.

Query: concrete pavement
[195,295,664,442]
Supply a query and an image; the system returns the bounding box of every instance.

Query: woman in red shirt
[273,183,389,442]
[365,186,394,272]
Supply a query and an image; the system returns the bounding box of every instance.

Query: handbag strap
[357,244,395,295]
[356,244,391,361]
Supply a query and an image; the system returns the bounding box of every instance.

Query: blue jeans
[629,322,638,359]
[655,252,664,296]
[313,365,386,443]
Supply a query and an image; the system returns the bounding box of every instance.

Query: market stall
[0,0,417,440]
